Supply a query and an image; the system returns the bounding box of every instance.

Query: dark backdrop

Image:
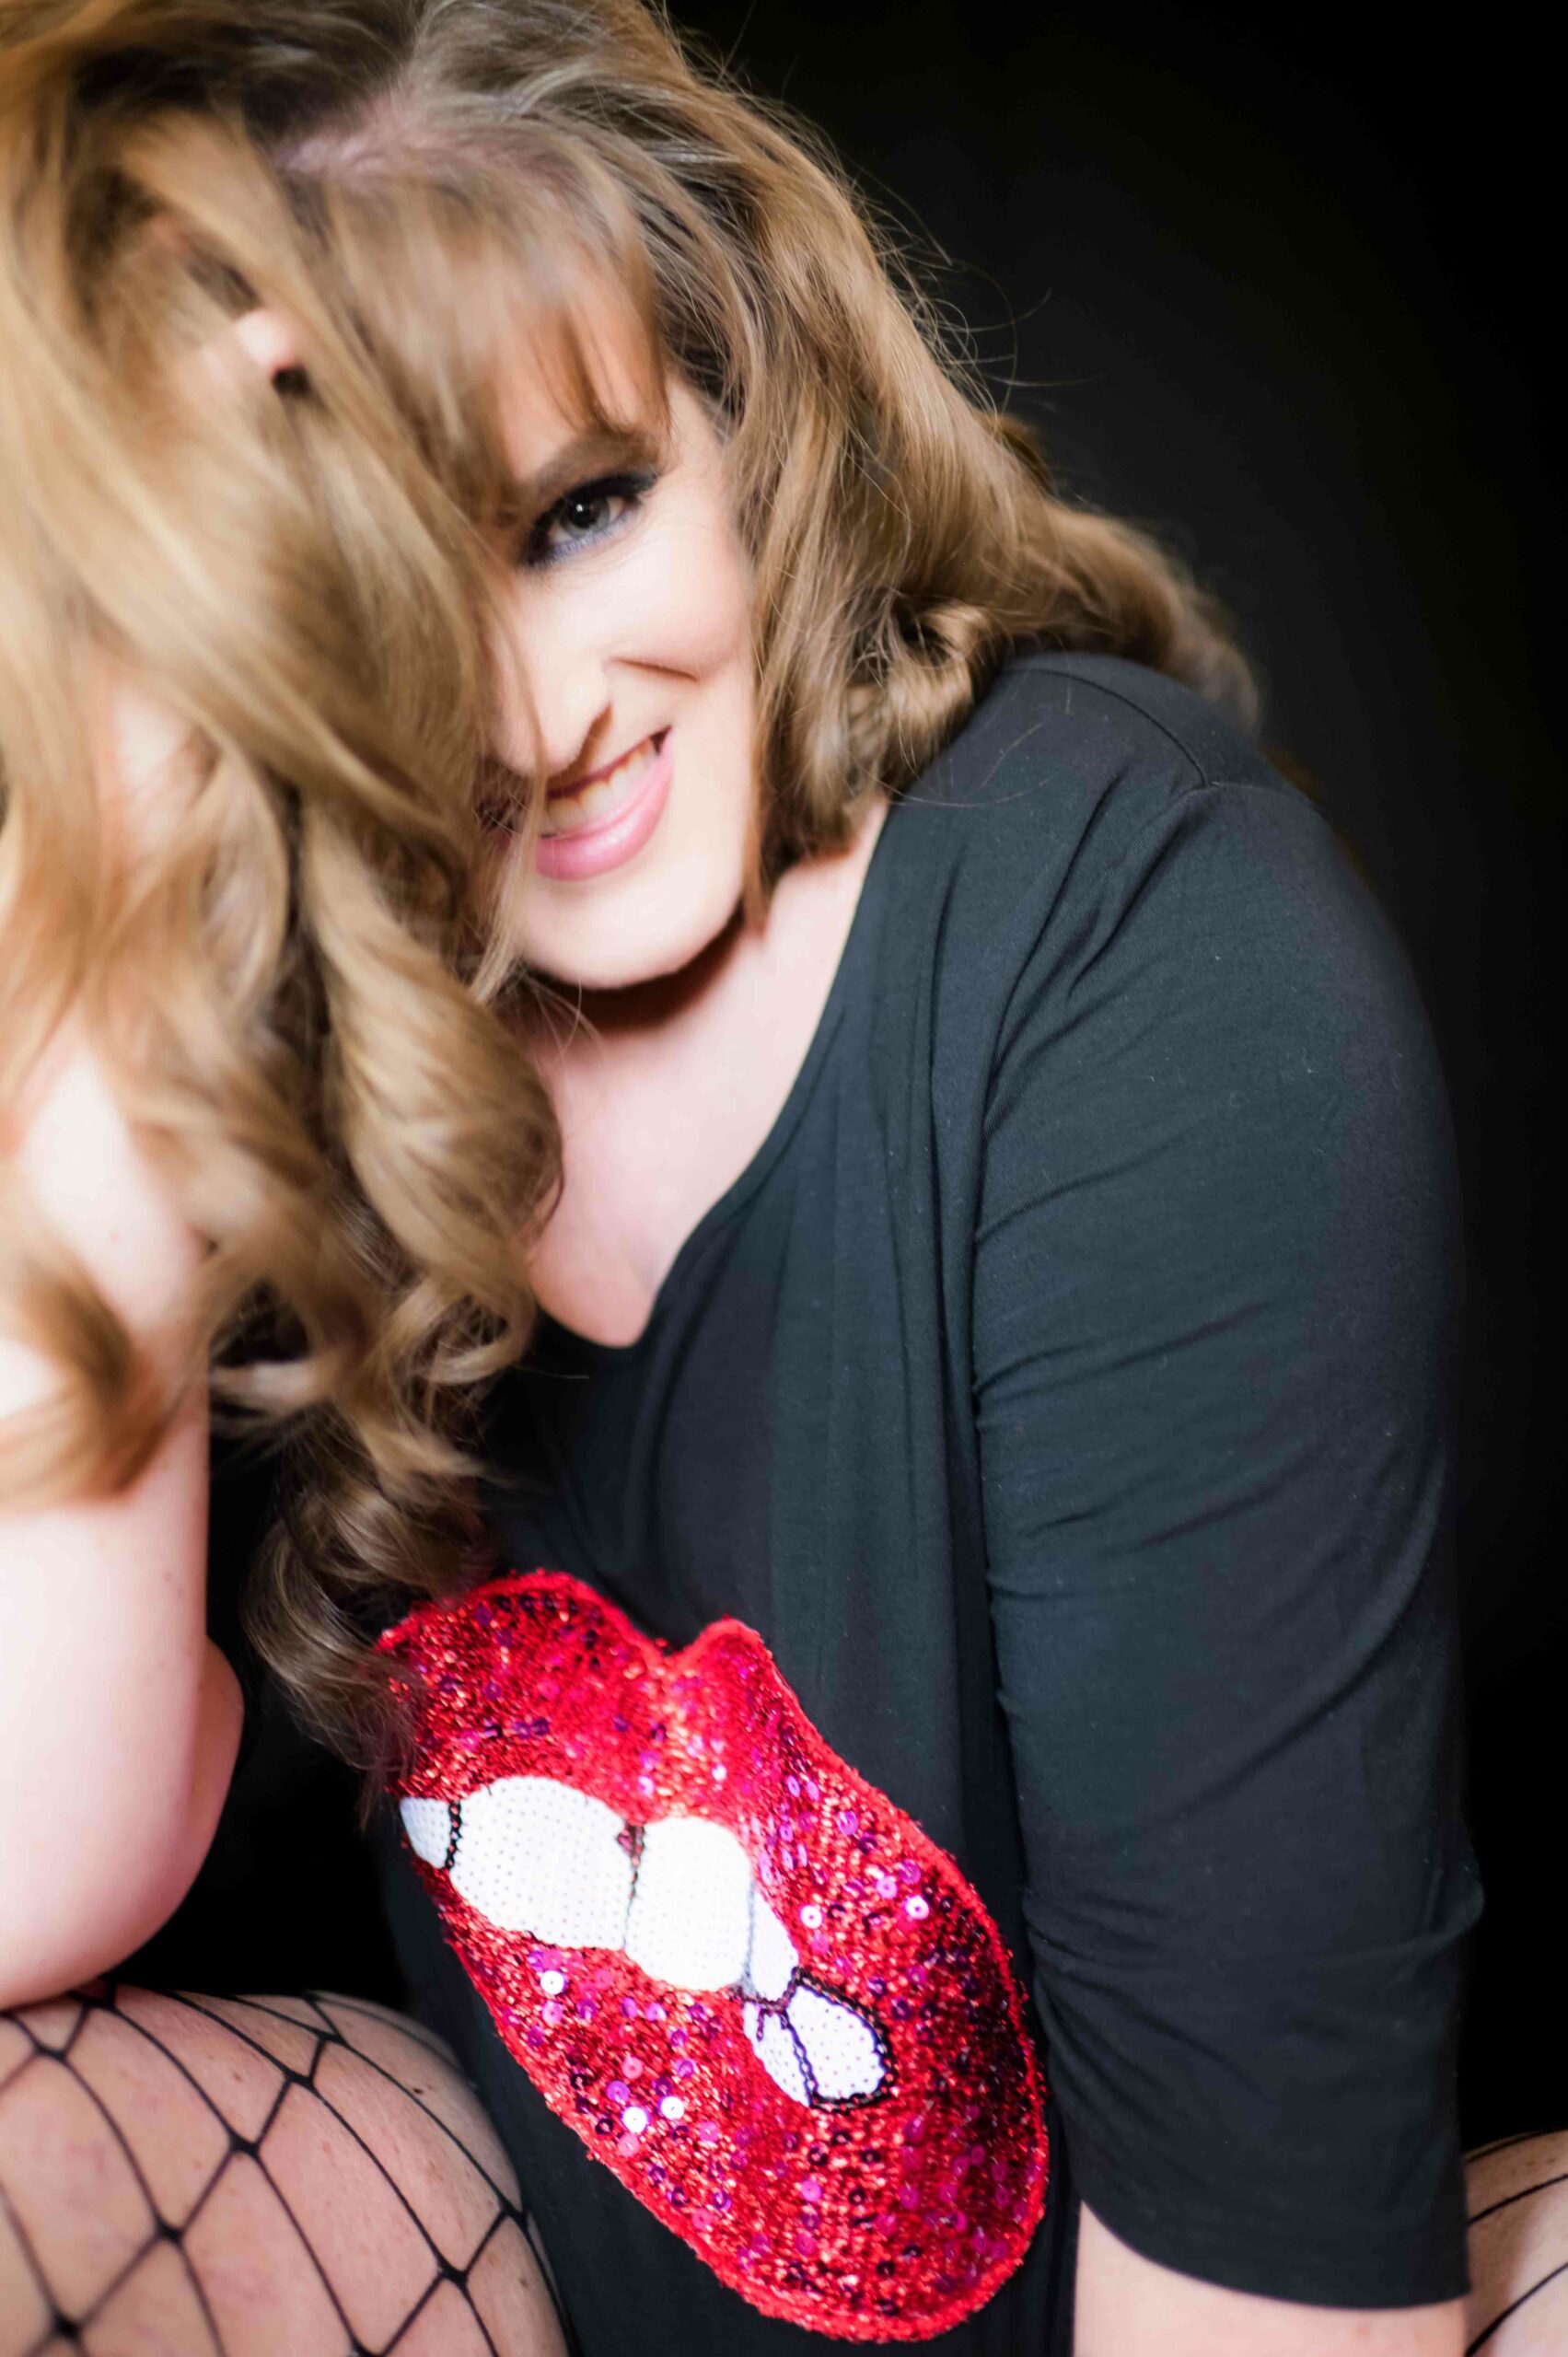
[139,2,1559,2155]
[661,0,1558,2142]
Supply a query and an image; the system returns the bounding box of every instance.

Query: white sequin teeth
[401,1777,889,2107]
[738,1886,888,2105]
[741,1980,888,2107]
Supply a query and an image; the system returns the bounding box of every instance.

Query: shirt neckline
[533,792,904,1365]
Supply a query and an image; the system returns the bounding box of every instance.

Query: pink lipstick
[532,729,673,882]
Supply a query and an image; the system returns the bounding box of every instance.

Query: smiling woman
[478,335,759,983]
[0,2,1508,2353]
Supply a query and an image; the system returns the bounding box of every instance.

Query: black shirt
[374,650,1481,2354]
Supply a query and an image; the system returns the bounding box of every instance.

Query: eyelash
[523,470,656,568]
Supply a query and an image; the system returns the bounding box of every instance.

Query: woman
[1,2,1539,2351]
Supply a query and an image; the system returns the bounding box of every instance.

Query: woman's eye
[527,473,652,566]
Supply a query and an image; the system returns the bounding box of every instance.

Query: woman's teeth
[541,735,660,838]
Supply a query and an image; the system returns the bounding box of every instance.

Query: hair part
[0,0,1257,1766]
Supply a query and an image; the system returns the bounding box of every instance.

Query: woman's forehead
[485,268,668,483]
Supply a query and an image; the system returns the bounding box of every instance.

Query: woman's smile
[484,348,757,984]
[531,726,673,879]
[479,724,676,873]
[542,726,668,836]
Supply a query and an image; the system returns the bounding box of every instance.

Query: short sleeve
[971,775,1481,2305]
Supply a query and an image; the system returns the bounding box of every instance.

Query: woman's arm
[0,317,319,2008]
[970,748,1480,2316]
[1076,2202,1465,2354]
[0,1022,239,2008]
[0,661,241,2008]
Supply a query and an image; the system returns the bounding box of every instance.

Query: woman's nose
[495,616,616,788]
[537,682,614,787]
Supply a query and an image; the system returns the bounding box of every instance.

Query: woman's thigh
[9,1998,1561,2357]
[1465,2131,1568,2355]
[0,1983,566,2356]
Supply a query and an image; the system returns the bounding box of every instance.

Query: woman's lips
[530,728,673,882]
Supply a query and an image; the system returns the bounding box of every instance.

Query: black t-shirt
[372,651,1481,2354]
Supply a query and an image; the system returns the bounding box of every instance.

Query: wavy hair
[0,0,1256,1762]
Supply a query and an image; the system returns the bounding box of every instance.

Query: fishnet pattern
[0,1984,566,2356]
[6,1989,1565,2352]
[1464,2128,1568,2353]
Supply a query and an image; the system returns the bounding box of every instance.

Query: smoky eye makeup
[511,457,659,570]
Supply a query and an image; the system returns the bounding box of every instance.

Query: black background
[140,3,1560,2154]
[662,0,1560,2143]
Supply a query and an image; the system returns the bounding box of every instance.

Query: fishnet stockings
[6,1985,1565,2353]
[0,1985,567,2357]
[1464,2128,1568,2353]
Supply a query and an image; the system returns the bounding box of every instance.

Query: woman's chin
[516,892,744,998]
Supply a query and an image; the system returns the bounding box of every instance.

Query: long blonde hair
[0,0,1255,1761]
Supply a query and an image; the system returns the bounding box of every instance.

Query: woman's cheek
[620,510,750,681]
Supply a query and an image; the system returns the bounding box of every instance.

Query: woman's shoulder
[898,648,1335,921]
[884,649,1419,1065]
[905,647,1289,848]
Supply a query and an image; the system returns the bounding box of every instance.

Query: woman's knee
[1465,2130,1568,2353]
[0,1984,564,2355]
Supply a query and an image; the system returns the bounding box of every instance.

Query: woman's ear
[142,214,306,394]
[230,307,303,385]
[192,305,305,398]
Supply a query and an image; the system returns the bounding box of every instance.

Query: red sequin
[378,1572,1050,2340]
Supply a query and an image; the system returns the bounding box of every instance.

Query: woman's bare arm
[1075,2201,1466,2356]
[0,650,245,2007]
[0,1022,240,2008]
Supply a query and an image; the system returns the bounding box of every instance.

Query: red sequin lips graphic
[379,1573,1050,2340]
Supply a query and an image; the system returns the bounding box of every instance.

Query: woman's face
[479,307,756,993]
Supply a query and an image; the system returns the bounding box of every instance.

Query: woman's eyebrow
[500,424,665,527]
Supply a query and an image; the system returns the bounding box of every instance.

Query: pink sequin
[379,1571,1050,2340]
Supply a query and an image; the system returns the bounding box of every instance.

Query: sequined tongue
[379,1572,1050,2342]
